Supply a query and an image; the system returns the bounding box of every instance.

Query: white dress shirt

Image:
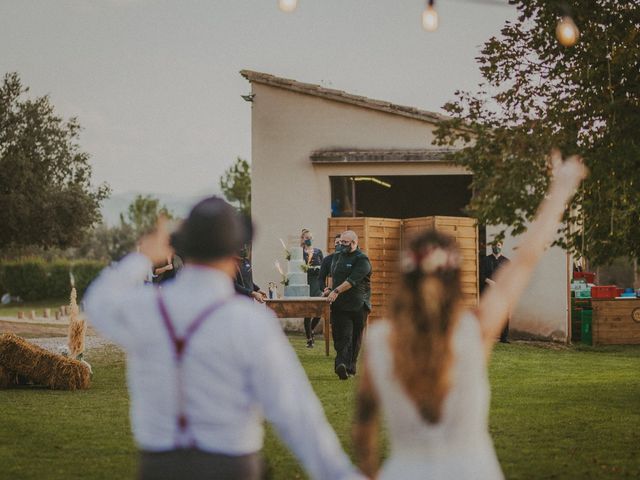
[85,253,363,480]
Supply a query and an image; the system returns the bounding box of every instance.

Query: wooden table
[265,298,332,356]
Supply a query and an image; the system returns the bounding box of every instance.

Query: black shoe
[336,363,349,380]
[306,339,314,348]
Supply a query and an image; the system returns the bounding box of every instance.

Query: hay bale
[0,333,91,390]
[0,364,19,388]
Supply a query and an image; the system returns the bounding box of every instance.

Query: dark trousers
[331,308,365,374]
[138,449,263,480]
[303,317,321,339]
[500,320,509,343]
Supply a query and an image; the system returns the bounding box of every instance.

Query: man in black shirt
[480,241,510,343]
[325,230,371,380]
[318,234,341,290]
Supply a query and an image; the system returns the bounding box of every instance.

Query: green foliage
[122,194,173,237]
[434,1,640,266]
[219,157,251,216]
[75,221,136,262]
[0,259,106,300]
[0,72,110,250]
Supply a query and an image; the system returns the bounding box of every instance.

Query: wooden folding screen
[402,216,479,309]
[328,216,478,318]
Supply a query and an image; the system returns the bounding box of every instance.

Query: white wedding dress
[365,312,504,479]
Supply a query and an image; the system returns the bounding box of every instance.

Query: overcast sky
[1,0,516,197]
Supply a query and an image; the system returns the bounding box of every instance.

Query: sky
[0,0,517,199]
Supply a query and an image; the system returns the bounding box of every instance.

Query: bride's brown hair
[390,229,462,424]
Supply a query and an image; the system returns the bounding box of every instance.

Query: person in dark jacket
[480,241,510,343]
[325,230,372,380]
[235,246,267,303]
[319,234,342,290]
[301,229,324,348]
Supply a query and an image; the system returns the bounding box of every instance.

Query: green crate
[581,310,593,345]
[576,290,591,298]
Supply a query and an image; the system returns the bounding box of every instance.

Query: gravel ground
[28,335,114,353]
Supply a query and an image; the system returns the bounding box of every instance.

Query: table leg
[324,305,331,357]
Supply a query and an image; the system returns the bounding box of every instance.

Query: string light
[278,0,298,13]
[556,16,579,47]
[422,0,438,32]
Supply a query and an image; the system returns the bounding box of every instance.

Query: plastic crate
[574,271,596,284]
[581,310,592,345]
[590,286,618,299]
[576,289,591,299]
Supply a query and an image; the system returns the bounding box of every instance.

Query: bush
[0,259,106,301]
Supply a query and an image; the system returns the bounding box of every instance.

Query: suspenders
[156,292,229,448]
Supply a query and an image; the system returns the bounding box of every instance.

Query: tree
[434,1,640,266]
[0,72,109,250]
[121,194,173,237]
[219,157,251,216]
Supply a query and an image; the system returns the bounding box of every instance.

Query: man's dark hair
[171,196,252,262]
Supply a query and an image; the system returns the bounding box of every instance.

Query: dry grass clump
[0,333,90,390]
[67,287,87,358]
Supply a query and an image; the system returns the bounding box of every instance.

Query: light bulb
[278,0,297,13]
[556,16,579,47]
[422,5,438,32]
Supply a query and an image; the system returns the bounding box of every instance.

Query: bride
[353,151,587,479]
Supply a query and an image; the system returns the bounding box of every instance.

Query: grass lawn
[2,336,640,479]
[0,298,68,318]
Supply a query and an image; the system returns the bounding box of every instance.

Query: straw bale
[0,364,19,388]
[0,333,91,390]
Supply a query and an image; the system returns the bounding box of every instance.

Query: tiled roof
[310,149,456,164]
[240,70,448,124]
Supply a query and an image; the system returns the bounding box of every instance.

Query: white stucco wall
[250,83,461,291]
[486,226,570,341]
[248,81,569,340]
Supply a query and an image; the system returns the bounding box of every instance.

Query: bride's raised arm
[476,151,588,357]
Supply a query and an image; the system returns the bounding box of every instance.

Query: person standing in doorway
[326,231,372,380]
[480,241,511,343]
[301,229,324,348]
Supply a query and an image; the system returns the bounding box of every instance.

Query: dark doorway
[330,175,473,218]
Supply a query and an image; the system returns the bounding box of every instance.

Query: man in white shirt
[85,197,363,480]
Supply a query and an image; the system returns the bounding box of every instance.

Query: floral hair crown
[401,246,460,274]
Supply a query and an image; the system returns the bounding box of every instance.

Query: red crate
[573,271,596,284]
[616,288,625,297]
[591,285,618,299]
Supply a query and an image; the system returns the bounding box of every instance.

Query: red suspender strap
[156,292,230,448]
[157,293,228,360]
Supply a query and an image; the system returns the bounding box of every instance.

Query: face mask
[492,246,502,255]
[304,239,312,247]
[335,244,346,253]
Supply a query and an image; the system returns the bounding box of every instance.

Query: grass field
[2,336,640,479]
[0,298,68,318]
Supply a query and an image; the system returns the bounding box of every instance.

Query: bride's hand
[549,149,588,192]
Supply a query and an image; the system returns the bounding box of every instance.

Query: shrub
[0,259,106,301]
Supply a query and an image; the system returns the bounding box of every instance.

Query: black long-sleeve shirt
[330,248,372,312]
[479,254,510,293]
[235,258,260,297]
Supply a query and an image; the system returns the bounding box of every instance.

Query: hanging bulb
[278,0,297,13]
[556,16,579,47]
[422,0,438,32]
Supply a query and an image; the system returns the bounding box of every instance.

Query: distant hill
[100,191,218,225]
